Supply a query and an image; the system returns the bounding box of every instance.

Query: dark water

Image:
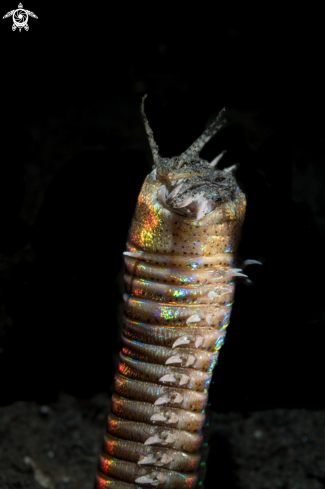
[0,9,324,412]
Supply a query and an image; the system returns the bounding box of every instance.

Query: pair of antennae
[141,95,227,169]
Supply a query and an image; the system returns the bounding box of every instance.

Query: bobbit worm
[95,97,258,488]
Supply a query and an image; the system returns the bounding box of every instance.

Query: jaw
[186,195,215,221]
[157,184,218,221]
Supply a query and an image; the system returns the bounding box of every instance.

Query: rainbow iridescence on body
[95,168,246,489]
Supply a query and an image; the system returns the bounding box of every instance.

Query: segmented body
[95,99,247,489]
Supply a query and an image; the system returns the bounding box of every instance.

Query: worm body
[95,99,247,488]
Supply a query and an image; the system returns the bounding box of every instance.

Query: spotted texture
[95,105,246,488]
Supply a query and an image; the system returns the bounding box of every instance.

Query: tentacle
[224,163,239,174]
[209,150,227,168]
[176,107,227,169]
[141,95,160,164]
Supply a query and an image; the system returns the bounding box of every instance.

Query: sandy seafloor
[0,392,324,489]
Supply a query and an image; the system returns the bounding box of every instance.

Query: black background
[0,4,324,413]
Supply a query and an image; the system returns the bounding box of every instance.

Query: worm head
[141,96,237,220]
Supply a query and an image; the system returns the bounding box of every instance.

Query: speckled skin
[95,105,246,488]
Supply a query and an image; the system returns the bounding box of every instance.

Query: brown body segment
[122,318,227,351]
[107,414,205,453]
[114,372,209,411]
[102,432,202,471]
[110,394,207,433]
[98,454,199,488]
[118,352,213,391]
[124,274,235,305]
[95,104,246,488]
